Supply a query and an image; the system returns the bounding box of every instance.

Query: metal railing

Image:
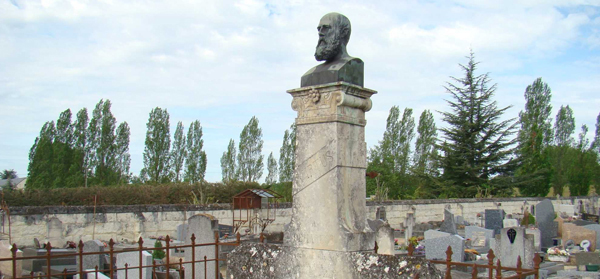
[407,243,542,279]
[0,232,242,279]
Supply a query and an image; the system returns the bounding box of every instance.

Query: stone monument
[227,12,441,278]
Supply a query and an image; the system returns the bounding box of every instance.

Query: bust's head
[314,12,351,62]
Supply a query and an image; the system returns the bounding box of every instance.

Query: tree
[413,110,438,177]
[171,121,187,182]
[266,152,278,184]
[515,78,553,196]
[115,122,131,184]
[66,108,89,187]
[184,120,207,184]
[87,100,104,183]
[27,121,56,189]
[278,123,296,183]
[95,100,118,185]
[590,113,600,157]
[439,52,517,197]
[551,105,576,193]
[554,105,576,147]
[221,139,237,182]
[397,108,416,177]
[237,116,264,182]
[52,109,74,188]
[1,169,17,179]
[141,107,171,184]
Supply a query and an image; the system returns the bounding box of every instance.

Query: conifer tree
[439,52,517,197]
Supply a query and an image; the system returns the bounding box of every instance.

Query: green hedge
[2,181,268,206]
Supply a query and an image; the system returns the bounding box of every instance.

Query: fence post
[236,232,240,245]
[165,235,171,279]
[408,243,415,256]
[533,253,542,279]
[46,242,52,279]
[259,232,264,243]
[191,234,196,279]
[11,242,18,279]
[487,249,495,279]
[374,241,378,254]
[78,240,84,279]
[516,256,522,279]
[125,263,129,279]
[179,258,184,279]
[214,231,219,279]
[471,263,478,279]
[138,237,144,279]
[495,260,502,279]
[445,246,452,279]
[109,239,115,279]
[152,260,156,279]
[204,256,207,279]
[62,268,68,279]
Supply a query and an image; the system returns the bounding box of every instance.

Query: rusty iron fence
[0,232,242,279]
[407,244,542,279]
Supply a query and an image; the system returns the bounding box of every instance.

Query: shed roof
[234,189,282,198]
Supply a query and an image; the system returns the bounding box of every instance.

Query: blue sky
[1,0,599,183]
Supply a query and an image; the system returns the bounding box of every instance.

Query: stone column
[284,81,376,252]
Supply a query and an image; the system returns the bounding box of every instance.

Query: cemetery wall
[4,196,599,246]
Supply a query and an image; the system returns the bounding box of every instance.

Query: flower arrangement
[547,247,569,262]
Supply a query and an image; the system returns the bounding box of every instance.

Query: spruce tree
[184,120,207,184]
[439,52,517,197]
[221,139,237,182]
[141,107,171,184]
[516,78,553,196]
[171,121,187,182]
[237,116,264,182]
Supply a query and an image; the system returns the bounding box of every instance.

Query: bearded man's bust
[301,13,364,88]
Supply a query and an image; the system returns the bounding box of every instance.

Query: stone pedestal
[283,82,376,253]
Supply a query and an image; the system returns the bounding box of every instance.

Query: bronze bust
[301,12,364,87]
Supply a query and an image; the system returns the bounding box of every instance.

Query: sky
[1,0,599,183]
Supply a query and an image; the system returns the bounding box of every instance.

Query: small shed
[232,189,282,234]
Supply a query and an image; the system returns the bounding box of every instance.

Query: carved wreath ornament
[308,89,320,103]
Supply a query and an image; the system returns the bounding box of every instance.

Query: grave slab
[425,235,464,262]
[116,251,152,279]
[76,240,105,272]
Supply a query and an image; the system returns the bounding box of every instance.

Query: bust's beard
[314,36,342,62]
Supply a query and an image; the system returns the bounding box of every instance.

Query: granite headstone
[116,251,152,279]
[535,199,557,249]
[184,214,218,279]
[425,235,464,262]
[485,209,505,235]
[77,240,106,272]
[494,227,534,269]
[440,209,458,235]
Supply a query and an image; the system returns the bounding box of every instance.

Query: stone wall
[3,196,598,246]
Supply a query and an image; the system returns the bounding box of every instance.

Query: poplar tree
[554,105,576,147]
[278,123,296,183]
[221,139,237,182]
[592,113,600,157]
[266,152,278,185]
[87,100,104,182]
[141,107,171,184]
[516,78,553,196]
[413,109,438,177]
[551,105,576,194]
[94,100,118,185]
[439,52,517,197]
[52,109,74,188]
[115,122,131,184]
[67,108,89,187]
[184,120,207,184]
[27,121,56,189]
[237,116,264,182]
[171,121,187,182]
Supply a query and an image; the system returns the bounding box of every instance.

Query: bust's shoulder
[305,56,363,74]
[301,56,364,87]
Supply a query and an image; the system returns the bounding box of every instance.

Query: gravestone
[116,251,152,279]
[77,240,105,272]
[440,209,457,235]
[583,224,600,247]
[375,207,387,221]
[465,226,494,250]
[425,235,464,262]
[555,216,565,236]
[455,215,465,226]
[47,217,63,245]
[503,218,518,228]
[404,213,415,243]
[0,241,22,278]
[526,228,542,251]
[177,224,188,241]
[73,270,110,279]
[562,223,597,251]
[424,230,451,241]
[494,227,534,269]
[218,224,233,238]
[535,199,557,249]
[558,204,575,216]
[485,209,505,235]
[184,214,218,279]
[575,252,600,266]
